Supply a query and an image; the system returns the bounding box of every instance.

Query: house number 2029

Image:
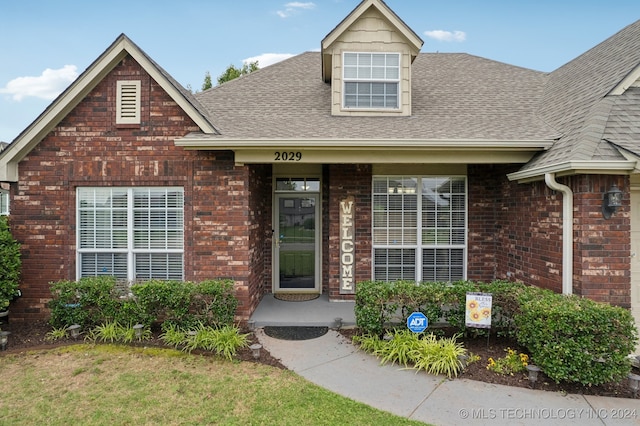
[274,151,302,161]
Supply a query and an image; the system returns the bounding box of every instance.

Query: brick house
[1,0,639,336]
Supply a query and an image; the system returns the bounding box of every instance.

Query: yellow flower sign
[465,292,492,329]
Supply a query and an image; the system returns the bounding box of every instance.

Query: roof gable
[0,34,217,182]
[321,0,423,82]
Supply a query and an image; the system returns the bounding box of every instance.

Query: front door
[275,194,320,292]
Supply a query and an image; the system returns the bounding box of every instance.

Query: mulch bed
[2,320,638,399]
[0,320,287,370]
[338,327,640,399]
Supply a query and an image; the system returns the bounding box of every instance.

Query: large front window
[373,176,467,282]
[343,52,400,109]
[77,187,184,281]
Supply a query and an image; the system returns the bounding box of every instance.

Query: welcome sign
[340,196,355,294]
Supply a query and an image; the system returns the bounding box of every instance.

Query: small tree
[216,61,259,85]
[0,216,21,310]
[201,71,213,91]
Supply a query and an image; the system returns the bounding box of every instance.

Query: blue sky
[0,0,637,143]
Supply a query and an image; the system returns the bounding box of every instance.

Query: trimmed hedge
[0,215,21,310]
[515,293,637,385]
[354,280,536,337]
[355,280,638,385]
[48,277,238,330]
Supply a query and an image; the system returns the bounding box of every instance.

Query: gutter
[544,173,573,295]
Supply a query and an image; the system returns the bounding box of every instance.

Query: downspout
[544,173,573,295]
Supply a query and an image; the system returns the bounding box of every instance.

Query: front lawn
[0,344,426,425]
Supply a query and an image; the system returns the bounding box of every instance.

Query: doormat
[274,293,319,302]
[264,326,328,341]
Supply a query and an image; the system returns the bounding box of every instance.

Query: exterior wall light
[602,183,623,219]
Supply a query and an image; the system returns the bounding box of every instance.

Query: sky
[0,0,638,143]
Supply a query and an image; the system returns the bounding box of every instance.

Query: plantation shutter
[77,187,184,281]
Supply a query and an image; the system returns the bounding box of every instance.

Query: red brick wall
[8,56,264,322]
[572,174,630,307]
[468,165,631,308]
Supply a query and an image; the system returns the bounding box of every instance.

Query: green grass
[0,344,427,425]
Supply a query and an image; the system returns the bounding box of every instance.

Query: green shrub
[85,321,151,344]
[160,323,248,361]
[355,279,530,337]
[354,329,467,378]
[354,280,396,336]
[45,326,70,342]
[159,323,187,348]
[132,280,193,327]
[374,329,421,367]
[409,334,466,378]
[48,277,120,328]
[355,280,448,336]
[49,278,239,330]
[515,293,638,386]
[0,216,21,310]
[193,279,238,325]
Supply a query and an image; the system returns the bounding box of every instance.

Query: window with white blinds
[343,52,400,109]
[77,187,184,281]
[372,176,467,282]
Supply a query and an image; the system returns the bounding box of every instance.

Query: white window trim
[342,52,401,110]
[0,189,9,215]
[116,80,141,124]
[371,176,468,282]
[76,187,184,281]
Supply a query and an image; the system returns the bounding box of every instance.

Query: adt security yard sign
[407,312,428,333]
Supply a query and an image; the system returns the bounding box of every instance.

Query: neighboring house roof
[508,19,640,181]
[0,34,217,182]
[185,52,557,141]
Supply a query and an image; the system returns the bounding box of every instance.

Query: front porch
[249,293,356,327]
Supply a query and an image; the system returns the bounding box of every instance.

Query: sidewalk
[256,329,640,426]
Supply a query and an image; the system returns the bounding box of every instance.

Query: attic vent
[116,80,141,124]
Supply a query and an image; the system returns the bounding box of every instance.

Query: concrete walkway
[256,329,640,426]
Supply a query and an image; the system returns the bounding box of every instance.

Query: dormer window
[343,52,400,109]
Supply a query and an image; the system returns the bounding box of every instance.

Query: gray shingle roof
[194,52,558,141]
[603,87,640,156]
[520,19,640,172]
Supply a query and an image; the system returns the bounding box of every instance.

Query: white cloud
[243,53,295,68]
[0,65,78,101]
[424,30,467,42]
[277,1,315,18]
